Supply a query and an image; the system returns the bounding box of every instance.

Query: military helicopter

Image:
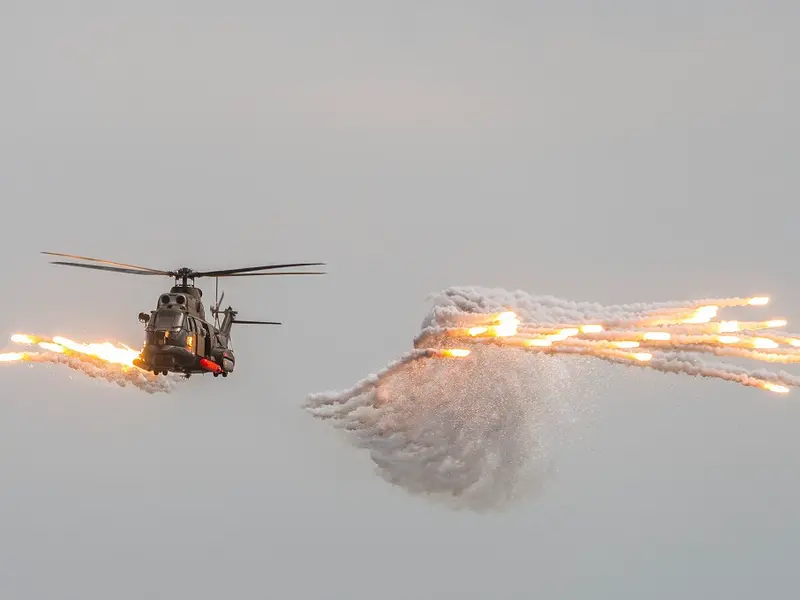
[41,251,325,378]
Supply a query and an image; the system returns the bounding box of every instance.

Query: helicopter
[41,251,325,378]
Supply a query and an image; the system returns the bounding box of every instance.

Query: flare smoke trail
[305,287,798,511]
[1,333,183,394]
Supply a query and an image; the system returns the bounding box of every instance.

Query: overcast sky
[1,2,798,598]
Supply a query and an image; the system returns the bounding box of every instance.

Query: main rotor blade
[218,271,326,277]
[49,261,166,275]
[232,319,282,325]
[42,252,168,274]
[196,262,326,277]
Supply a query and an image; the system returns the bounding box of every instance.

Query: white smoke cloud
[306,286,796,511]
[306,345,595,511]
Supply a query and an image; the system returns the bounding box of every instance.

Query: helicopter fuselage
[133,286,236,378]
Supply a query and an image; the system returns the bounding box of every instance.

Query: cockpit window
[150,310,185,330]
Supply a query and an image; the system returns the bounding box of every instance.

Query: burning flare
[1,333,181,394]
[402,292,799,395]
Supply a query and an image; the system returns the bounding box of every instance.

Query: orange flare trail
[426,296,800,394]
[8,333,143,370]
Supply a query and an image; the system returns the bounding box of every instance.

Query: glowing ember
[493,312,520,337]
[580,324,604,333]
[718,321,740,333]
[38,342,65,353]
[764,383,790,394]
[612,341,640,348]
[753,338,780,349]
[438,348,471,358]
[643,332,671,341]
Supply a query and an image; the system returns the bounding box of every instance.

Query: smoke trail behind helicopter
[305,287,800,511]
[1,333,183,393]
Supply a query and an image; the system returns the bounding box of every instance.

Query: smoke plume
[305,286,798,510]
[1,333,184,394]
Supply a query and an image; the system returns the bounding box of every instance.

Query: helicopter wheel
[222,372,227,378]
[213,372,219,377]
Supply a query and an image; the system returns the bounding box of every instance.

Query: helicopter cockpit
[147,310,185,331]
[144,309,188,347]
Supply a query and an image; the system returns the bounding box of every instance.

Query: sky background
[1,1,798,598]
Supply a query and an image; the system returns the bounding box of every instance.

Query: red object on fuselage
[199,358,223,374]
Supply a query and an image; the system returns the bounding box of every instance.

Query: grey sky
[1,2,798,598]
